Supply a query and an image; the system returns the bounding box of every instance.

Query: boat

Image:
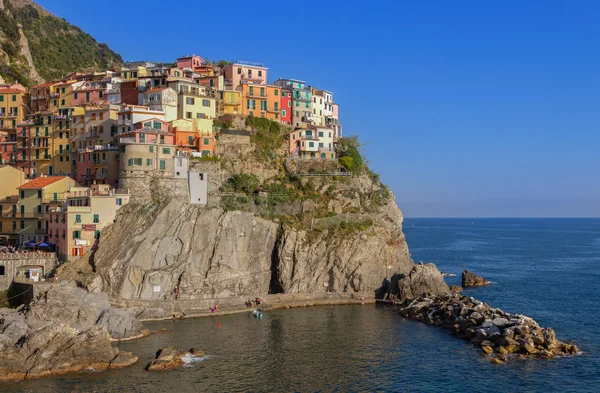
[253,310,263,318]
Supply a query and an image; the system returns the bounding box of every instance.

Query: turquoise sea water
[4,218,600,392]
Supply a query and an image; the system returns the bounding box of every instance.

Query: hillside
[0,0,123,86]
[59,119,417,304]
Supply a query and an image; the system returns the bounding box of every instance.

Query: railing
[0,251,56,259]
[294,96,310,102]
[43,195,66,203]
[245,92,267,99]
[302,134,319,141]
[119,137,136,144]
[1,212,43,218]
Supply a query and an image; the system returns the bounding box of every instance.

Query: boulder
[482,345,493,354]
[449,285,463,292]
[397,263,450,301]
[145,347,206,371]
[462,270,489,287]
[0,283,141,381]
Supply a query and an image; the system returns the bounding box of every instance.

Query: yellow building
[47,184,129,261]
[217,90,243,115]
[17,176,76,243]
[48,81,76,111]
[170,118,214,136]
[0,88,29,129]
[0,165,26,245]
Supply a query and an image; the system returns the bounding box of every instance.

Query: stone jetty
[397,293,579,363]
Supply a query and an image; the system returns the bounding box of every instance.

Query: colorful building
[223,61,268,89]
[17,176,76,244]
[30,83,55,113]
[118,127,176,175]
[139,87,178,122]
[117,105,166,134]
[273,78,312,128]
[280,90,292,124]
[239,82,281,121]
[0,87,29,129]
[288,126,336,161]
[0,165,26,245]
[217,90,243,115]
[47,184,129,261]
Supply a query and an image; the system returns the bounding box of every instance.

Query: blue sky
[37,0,600,217]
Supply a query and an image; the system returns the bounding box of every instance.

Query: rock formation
[0,283,141,380]
[146,347,205,371]
[462,270,489,287]
[397,293,579,363]
[395,263,450,300]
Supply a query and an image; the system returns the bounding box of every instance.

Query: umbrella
[36,242,51,248]
[23,241,36,247]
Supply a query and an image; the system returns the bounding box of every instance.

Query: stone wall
[119,170,188,204]
[0,255,57,291]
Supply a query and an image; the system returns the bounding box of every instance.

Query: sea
[3,218,600,392]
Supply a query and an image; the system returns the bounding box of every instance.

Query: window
[73,230,81,239]
[188,136,194,145]
[237,67,242,74]
[296,101,299,107]
[186,111,192,119]
[75,214,81,223]
[258,70,262,77]
[37,190,42,198]
[149,146,154,153]
[274,89,278,96]
[61,99,65,106]
[159,160,166,170]
[99,113,104,120]
[116,198,123,206]
[135,158,142,166]
[153,121,161,129]
[260,87,265,97]
[128,158,134,166]
[186,97,195,105]
[73,92,78,99]
[309,142,315,148]
[318,131,324,137]
[319,143,324,148]
[197,113,205,119]
[288,101,291,107]
[162,148,170,154]
[202,99,210,107]
[93,214,99,223]
[147,158,152,166]
[0,95,3,102]
[282,110,286,117]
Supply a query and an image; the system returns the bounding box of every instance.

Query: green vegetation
[337,136,364,172]
[0,1,123,86]
[227,173,260,193]
[190,155,220,162]
[245,116,287,162]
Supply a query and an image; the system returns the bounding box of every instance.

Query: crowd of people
[0,247,55,259]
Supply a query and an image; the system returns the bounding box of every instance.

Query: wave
[182,354,212,365]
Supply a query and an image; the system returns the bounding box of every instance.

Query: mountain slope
[0,0,123,86]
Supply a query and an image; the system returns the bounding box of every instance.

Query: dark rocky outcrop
[0,283,141,380]
[145,347,205,371]
[396,263,450,300]
[397,293,579,363]
[462,270,489,287]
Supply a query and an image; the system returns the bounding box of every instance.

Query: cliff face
[0,0,122,86]
[63,178,414,301]
[60,123,421,301]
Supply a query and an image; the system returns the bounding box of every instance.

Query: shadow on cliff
[374,273,403,299]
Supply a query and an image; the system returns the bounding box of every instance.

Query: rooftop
[18,176,68,190]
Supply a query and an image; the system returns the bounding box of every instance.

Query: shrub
[228,174,259,193]
[214,114,234,129]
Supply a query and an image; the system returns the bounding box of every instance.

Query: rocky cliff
[59,122,429,302]
[0,284,141,380]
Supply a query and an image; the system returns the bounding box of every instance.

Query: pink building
[177,55,204,72]
[133,118,170,132]
[223,61,268,89]
[72,81,109,106]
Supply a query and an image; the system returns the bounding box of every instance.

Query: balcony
[119,137,136,144]
[49,93,60,98]
[245,92,267,99]
[267,107,281,113]
[1,212,43,219]
[221,100,241,106]
[43,194,66,204]
[302,134,319,141]
[294,96,310,102]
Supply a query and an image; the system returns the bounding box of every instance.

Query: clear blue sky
[37,0,600,217]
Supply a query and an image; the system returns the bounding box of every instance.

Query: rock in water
[396,263,450,300]
[449,285,463,292]
[462,270,489,287]
[0,283,140,381]
[146,347,205,371]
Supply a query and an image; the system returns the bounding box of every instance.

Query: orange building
[239,82,281,121]
[172,124,216,157]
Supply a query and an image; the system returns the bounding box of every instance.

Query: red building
[0,129,17,165]
[120,81,139,105]
[280,90,292,124]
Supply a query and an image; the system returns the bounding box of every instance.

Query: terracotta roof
[32,82,55,88]
[18,176,68,189]
[0,89,25,94]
